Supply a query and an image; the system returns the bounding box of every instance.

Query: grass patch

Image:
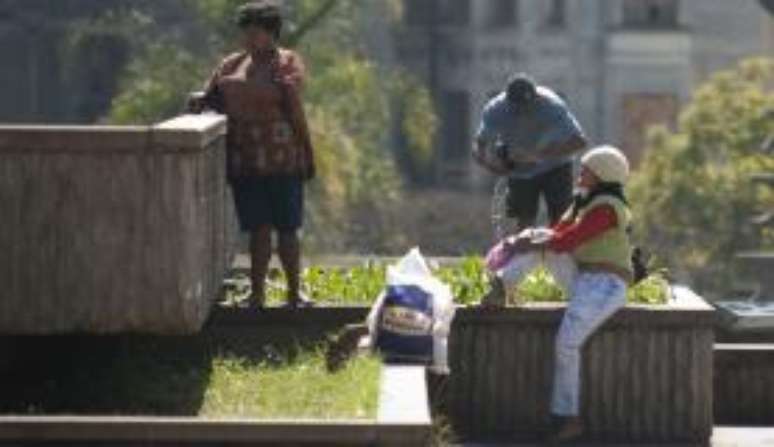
[0,335,380,420]
[224,257,670,306]
[201,351,380,420]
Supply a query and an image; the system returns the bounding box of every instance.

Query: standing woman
[193,1,316,309]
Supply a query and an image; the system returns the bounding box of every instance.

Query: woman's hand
[275,59,303,90]
[504,228,553,254]
[503,234,533,254]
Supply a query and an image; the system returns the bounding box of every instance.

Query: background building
[392,0,774,186]
[1,0,772,187]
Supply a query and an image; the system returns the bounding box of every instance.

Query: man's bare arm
[472,140,510,175]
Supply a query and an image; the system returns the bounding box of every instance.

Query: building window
[441,91,470,161]
[547,0,566,27]
[404,0,434,26]
[404,0,469,26]
[441,0,470,26]
[622,0,679,29]
[486,0,517,28]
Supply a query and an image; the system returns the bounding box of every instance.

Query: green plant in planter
[516,266,565,303]
[628,270,671,305]
[224,257,670,306]
[435,257,490,305]
[513,267,671,305]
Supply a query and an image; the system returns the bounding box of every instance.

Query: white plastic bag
[367,248,456,374]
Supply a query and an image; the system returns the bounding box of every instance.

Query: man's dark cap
[236,1,282,37]
[506,73,538,105]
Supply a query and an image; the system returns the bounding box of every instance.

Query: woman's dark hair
[236,1,282,39]
[569,182,628,221]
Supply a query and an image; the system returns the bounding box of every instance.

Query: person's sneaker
[546,416,584,444]
[481,277,506,309]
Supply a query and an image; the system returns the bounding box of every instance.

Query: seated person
[483,145,633,444]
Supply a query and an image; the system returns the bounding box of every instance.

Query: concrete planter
[447,286,715,444]
[0,115,237,335]
[0,366,430,447]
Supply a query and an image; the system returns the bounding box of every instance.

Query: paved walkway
[458,427,774,446]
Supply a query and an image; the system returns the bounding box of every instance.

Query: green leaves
[96,0,439,253]
[435,257,490,306]
[628,272,671,306]
[226,257,670,306]
[202,349,380,419]
[110,44,206,125]
[516,267,565,304]
[630,57,774,295]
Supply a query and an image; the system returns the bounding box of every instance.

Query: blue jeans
[551,272,626,416]
[497,253,627,416]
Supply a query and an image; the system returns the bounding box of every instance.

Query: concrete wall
[447,289,715,443]
[0,115,236,335]
[715,343,774,426]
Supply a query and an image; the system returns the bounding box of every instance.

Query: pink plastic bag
[485,228,555,272]
[485,239,516,272]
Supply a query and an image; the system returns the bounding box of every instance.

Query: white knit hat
[580,145,630,184]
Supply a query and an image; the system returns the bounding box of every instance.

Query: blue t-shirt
[476,86,585,178]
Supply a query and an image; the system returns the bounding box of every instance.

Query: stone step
[456,427,774,446]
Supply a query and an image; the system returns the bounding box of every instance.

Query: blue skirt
[230,176,304,232]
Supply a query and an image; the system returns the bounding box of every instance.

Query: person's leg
[549,272,627,441]
[540,162,574,226]
[543,252,578,299]
[278,230,308,305]
[249,225,273,307]
[232,177,274,308]
[506,176,540,230]
[271,176,310,307]
[482,251,541,307]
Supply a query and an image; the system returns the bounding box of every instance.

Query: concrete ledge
[210,285,712,328]
[378,365,433,446]
[714,343,774,426]
[208,306,370,327]
[0,365,432,446]
[0,125,150,152]
[449,288,715,444]
[153,114,227,150]
[0,115,226,153]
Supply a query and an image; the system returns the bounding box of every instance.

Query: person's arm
[188,54,242,114]
[472,105,511,175]
[551,217,573,233]
[278,50,316,181]
[547,205,618,252]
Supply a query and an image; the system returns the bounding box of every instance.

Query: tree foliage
[629,58,774,295]
[89,0,438,253]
